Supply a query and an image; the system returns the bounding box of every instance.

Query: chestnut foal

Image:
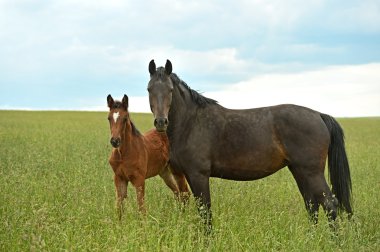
[107,94,189,219]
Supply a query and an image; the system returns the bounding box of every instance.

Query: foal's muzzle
[110,137,121,148]
[154,118,168,132]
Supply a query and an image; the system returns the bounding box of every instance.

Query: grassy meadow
[0,110,379,251]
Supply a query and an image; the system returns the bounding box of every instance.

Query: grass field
[0,110,379,251]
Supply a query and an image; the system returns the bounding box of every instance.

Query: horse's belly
[210,165,283,180]
[210,152,287,181]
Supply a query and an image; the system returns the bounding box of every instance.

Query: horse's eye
[107,117,111,121]
[123,117,127,123]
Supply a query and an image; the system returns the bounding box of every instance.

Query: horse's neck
[167,84,197,137]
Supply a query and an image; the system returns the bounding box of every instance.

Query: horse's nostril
[154,118,168,130]
[110,138,120,147]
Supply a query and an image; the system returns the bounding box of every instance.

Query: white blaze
[113,112,120,123]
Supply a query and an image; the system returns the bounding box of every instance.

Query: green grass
[0,111,379,251]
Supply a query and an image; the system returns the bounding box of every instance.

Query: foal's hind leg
[168,165,191,203]
[159,166,181,199]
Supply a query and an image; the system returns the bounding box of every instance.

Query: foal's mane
[111,101,141,136]
[155,67,218,108]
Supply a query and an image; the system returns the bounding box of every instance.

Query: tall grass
[0,111,379,251]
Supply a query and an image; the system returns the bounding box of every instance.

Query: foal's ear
[149,59,156,75]
[122,94,129,110]
[165,59,172,75]
[107,94,114,108]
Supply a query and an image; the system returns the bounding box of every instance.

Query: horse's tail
[320,113,353,215]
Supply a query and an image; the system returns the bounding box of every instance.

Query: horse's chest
[110,160,144,180]
[169,146,197,172]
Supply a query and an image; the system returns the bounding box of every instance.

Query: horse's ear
[122,94,129,110]
[149,59,156,75]
[107,94,114,108]
[165,59,172,75]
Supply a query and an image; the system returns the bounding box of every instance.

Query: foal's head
[147,59,173,132]
[107,94,130,148]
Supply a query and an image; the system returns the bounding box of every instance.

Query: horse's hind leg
[290,167,320,223]
[290,166,338,224]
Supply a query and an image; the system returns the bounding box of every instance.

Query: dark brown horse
[147,60,353,232]
[107,94,189,219]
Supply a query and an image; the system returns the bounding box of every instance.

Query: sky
[0,0,379,117]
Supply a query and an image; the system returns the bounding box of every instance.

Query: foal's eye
[107,117,111,121]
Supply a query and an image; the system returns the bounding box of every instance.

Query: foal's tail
[320,114,353,216]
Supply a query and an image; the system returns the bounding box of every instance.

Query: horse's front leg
[186,171,212,234]
[114,175,128,220]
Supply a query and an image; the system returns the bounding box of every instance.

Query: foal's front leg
[131,175,146,214]
[114,175,128,220]
[136,183,146,214]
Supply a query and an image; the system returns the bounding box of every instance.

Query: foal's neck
[114,122,141,160]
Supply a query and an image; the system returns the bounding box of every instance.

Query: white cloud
[114,46,251,76]
[325,1,380,33]
[52,42,252,78]
[75,95,150,113]
[204,63,380,117]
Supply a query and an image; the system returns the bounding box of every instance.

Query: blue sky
[0,0,379,116]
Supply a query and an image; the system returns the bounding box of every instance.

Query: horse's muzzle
[154,118,168,132]
[110,137,121,148]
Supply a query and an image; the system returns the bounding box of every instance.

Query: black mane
[169,72,218,107]
[154,67,218,107]
[111,101,141,136]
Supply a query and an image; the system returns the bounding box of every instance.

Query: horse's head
[107,94,130,148]
[147,59,173,132]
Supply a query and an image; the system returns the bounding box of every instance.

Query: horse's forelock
[111,101,123,109]
[154,67,166,79]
